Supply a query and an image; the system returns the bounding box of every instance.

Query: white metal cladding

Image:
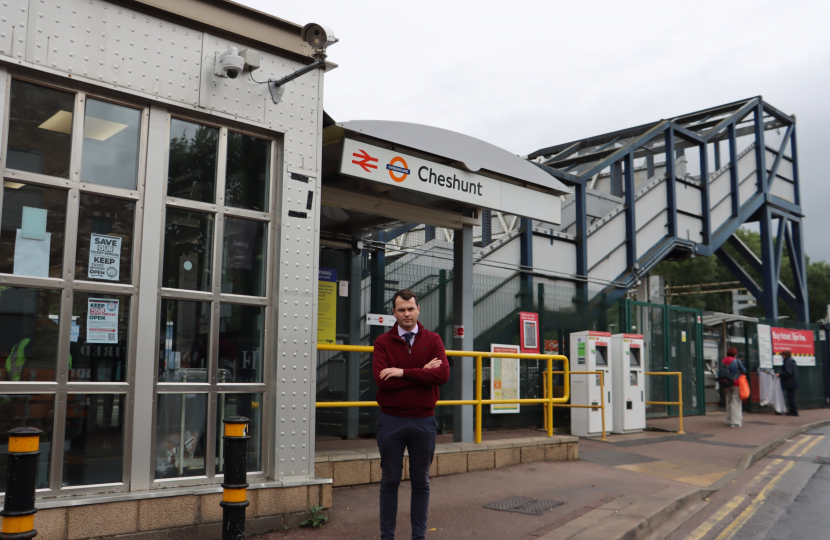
[677,214,703,242]
[589,243,627,284]
[532,235,577,276]
[708,165,732,212]
[0,0,27,59]
[637,210,668,260]
[0,0,327,485]
[635,182,667,230]
[710,197,731,235]
[587,213,625,269]
[770,177,795,203]
[777,158,794,182]
[676,183,702,216]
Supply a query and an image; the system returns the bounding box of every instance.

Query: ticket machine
[611,334,646,433]
[570,331,613,437]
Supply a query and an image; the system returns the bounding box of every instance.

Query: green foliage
[300,506,329,528]
[652,227,830,322]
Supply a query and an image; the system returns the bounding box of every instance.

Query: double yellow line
[685,434,824,540]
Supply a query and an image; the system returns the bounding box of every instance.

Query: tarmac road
[667,425,830,540]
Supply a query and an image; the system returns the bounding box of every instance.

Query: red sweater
[372,322,450,417]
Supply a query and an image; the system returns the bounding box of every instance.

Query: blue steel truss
[529,97,808,321]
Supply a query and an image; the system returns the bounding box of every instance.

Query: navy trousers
[786,387,799,415]
[377,412,437,540]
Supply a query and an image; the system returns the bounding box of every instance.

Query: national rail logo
[386,156,410,182]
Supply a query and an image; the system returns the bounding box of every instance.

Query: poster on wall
[757,324,773,368]
[87,298,119,343]
[491,343,521,414]
[519,312,540,354]
[317,268,337,344]
[771,327,815,366]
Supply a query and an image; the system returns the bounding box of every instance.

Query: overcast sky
[242,0,830,263]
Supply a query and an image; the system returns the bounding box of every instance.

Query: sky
[241,0,830,263]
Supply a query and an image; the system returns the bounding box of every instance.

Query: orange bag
[737,374,750,401]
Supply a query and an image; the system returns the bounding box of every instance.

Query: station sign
[367,313,395,327]
[340,139,561,224]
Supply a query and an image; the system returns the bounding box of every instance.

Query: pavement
[254,408,830,540]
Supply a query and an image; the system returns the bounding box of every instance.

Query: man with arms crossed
[373,289,450,540]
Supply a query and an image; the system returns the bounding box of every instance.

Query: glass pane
[69,293,130,382]
[154,393,207,479]
[167,119,219,203]
[219,304,263,383]
[0,183,67,278]
[162,207,214,292]
[158,299,211,382]
[7,80,74,178]
[80,99,141,190]
[225,132,270,211]
[216,393,262,473]
[0,394,54,491]
[63,394,125,486]
[0,287,62,383]
[75,193,135,284]
[221,217,266,297]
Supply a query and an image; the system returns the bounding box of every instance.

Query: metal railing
[645,372,685,434]
[316,344,570,443]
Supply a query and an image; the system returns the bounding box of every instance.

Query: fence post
[677,373,685,434]
[221,416,250,540]
[475,356,482,444]
[546,357,554,437]
[1,427,42,540]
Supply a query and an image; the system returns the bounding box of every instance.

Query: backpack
[717,361,736,388]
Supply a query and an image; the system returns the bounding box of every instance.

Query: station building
[0,0,822,538]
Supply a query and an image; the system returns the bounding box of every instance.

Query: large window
[155,117,273,483]
[0,79,144,495]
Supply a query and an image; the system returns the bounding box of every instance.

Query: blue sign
[318,268,337,283]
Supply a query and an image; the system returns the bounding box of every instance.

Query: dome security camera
[215,47,245,79]
[301,23,338,51]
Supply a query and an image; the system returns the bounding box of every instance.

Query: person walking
[372,289,450,540]
[722,347,746,427]
[777,350,799,416]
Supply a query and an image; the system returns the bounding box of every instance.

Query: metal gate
[624,300,704,418]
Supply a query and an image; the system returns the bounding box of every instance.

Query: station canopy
[321,119,571,235]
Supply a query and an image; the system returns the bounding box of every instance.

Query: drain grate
[484,496,564,516]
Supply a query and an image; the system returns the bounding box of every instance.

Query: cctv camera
[301,23,338,51]
[215,47,245,79]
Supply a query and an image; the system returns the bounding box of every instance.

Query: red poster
[519,312,539,354]
[771,327,815,366]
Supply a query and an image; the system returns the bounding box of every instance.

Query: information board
[317,268,337,344]
[491,343,521,414]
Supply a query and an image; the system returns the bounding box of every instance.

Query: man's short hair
[781,349,792,358]
[391,289,418,309]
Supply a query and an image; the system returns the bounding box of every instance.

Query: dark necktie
[403,332,414,347]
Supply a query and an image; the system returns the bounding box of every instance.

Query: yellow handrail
[315,343,570,443]
[644,371,684,434]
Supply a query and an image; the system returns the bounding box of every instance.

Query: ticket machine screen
[596,345,608,366]
[630,348,641,367]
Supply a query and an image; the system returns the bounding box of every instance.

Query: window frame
[151,112,278,488]
[0,72,149,498]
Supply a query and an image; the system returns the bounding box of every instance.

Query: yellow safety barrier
[316,344,569,443]
[645,372,684,434]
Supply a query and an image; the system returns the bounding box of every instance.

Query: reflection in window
[167,119,219,203]
[0,394,54,490]
[222,217,266,297]
[0,183,67,278]
[219,304,263,383]
[225,132,270,212]
[216,393,262,473]
[155,393,206,479]
[69,293,129,382]
[63,394,125,486]
[0,287,62,383]
[80,99,142,190]
[162,208,214,292]
[7,80,74,178]
[158,299,211,382]
[75,193,135,284]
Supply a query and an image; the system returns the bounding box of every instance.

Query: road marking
[683,435,817,540]
[713,435,823,540]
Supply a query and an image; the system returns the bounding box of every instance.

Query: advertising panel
[519,312,540,354]
[491,343,521,414]
[771,327,815,366]
[317,268,337,344]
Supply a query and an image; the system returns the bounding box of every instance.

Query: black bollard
[220,416,250,540]
[1,427,42,540]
